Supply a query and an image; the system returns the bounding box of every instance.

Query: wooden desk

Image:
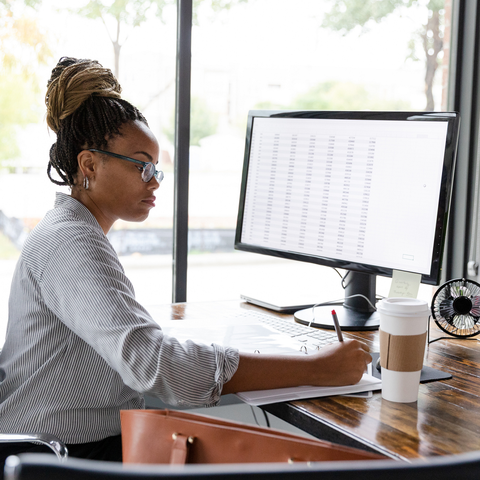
[151,300,480,462]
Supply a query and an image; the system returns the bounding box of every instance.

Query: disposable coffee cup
[377,298,430,403]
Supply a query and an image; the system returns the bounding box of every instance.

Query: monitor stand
[293,271,380,331]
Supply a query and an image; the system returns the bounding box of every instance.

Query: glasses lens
[142,163,155,182]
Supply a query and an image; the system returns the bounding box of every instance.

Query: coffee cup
[377,297,430,403]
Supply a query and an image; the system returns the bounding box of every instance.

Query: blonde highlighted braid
[45,57,147,187]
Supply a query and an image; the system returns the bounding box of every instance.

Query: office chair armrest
[0,434,68,461]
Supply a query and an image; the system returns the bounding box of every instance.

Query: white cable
[306,294,377,326]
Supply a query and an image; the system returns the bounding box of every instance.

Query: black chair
[4,451,480,480]
[0,434,68,461]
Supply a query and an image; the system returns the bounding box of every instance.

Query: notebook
[157,309,381,405]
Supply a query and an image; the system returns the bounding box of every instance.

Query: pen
[331,310,344,342]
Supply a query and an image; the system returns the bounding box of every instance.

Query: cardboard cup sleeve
[379,330,427,372]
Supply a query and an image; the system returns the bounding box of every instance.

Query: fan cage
[431,278,480,338]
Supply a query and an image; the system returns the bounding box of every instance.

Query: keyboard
[232,310,338,349]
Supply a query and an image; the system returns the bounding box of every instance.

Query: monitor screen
[235,110,460,330]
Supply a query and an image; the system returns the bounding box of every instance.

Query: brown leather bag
[121,409,385,465]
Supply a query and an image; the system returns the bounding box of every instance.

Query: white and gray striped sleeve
[39,229,239,407]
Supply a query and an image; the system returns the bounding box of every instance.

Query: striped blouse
[0,193,239,444]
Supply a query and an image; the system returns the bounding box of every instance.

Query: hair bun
[45,57,122,133]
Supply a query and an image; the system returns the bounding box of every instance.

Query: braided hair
[45,57,148,186]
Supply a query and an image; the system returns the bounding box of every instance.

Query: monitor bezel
[234,110,460,286]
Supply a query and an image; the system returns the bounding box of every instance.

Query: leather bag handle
[170,433,194,464]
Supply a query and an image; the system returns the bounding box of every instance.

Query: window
[186,0,454,305]
[0,0,177,341]
[1,0,477,343]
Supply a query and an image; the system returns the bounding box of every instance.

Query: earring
[83,176,89,190]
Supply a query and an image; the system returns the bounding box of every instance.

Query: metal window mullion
[445,0,480,280]
[172,0,192,303]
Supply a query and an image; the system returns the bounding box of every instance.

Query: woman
[0,57,371,466]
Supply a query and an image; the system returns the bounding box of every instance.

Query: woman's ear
[77,150,96,180]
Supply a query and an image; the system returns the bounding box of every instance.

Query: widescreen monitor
[235,110,460,330]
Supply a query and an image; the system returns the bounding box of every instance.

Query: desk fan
[431,278,480,338]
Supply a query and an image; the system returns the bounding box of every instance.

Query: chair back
[4,451,480,480]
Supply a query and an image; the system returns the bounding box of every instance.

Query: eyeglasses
[88,148,164,184]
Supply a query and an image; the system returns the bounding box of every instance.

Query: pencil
[331,309,344,342]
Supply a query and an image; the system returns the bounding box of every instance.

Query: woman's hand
[306,339,371,386]
[222,338,371,395]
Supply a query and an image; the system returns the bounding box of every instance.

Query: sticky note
[388,270,421,298]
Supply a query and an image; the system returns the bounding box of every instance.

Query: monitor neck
[293,270,380,331]
[343,271,377,314]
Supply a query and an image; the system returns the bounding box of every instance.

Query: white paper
[159,318,308,355]
[235,373,382,406]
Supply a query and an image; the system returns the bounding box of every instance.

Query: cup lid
[377,297,430,317]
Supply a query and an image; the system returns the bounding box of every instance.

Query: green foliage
[322,0,408,34]
[189,97,218,146]
[252,101,283,110]
[256,81,411,112]
[74,0,171,26]
[1,1,51,74]
[208,0,248,10]
[0,74,39,162]
[193,0,249,23]
[428,0,446,12]
[0,0,41,9]
[321,0,446,110]
[296,82,362,110]
[72,0,249,29]
[322,0,444,34]
[0,232,20,260]
[68,0,249,78]
[164,96,218,147]
[0,0,51,165]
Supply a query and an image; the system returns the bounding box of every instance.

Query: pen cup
[377,298,430,403]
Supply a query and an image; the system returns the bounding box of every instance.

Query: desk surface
[152,300,480,462]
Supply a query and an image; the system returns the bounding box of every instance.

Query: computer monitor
[234,110,460,330]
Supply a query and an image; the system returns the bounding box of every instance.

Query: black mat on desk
[371,352,452,383]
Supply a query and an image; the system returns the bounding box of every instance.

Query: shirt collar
[54,192,104,233]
